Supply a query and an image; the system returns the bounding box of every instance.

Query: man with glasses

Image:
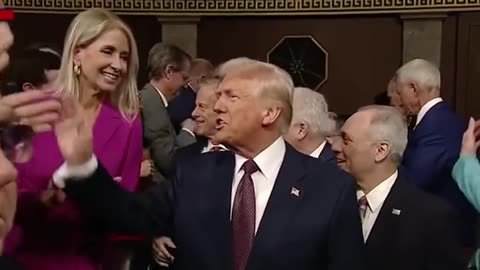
[141,43,196,183]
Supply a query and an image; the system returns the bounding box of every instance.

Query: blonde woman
[5,9,142,270]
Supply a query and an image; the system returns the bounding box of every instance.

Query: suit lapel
[248,145,307,264]
[204,152,236,269]
[318,143,336,164]
[366,177,404,251]
[93,101,122,158]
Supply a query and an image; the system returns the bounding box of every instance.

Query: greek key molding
[5,0,480,15]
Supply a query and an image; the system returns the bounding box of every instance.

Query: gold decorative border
[267,35,328,90]
[5,0,480,15]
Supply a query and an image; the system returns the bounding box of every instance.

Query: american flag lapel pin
[392,208,401,215]
[291,187,300,197]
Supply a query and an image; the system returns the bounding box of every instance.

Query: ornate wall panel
[5,0,480,15]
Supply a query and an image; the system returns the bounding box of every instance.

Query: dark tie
[232,159,259,270]
[408,114,417,131]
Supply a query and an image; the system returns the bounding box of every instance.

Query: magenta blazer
[5,101,143,270]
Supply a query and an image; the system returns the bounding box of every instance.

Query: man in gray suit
[141,43,196,183]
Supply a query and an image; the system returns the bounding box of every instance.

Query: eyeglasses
[0,124,34,163]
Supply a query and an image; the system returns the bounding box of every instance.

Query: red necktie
[209,145,223,152]
[232,159,259,270]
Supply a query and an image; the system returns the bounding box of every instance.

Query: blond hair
[227,60,294,133]
[55,8,139,121]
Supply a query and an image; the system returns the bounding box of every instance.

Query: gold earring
[73,63,81,76]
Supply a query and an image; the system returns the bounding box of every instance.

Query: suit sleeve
[327,176,366,270]
[118,116,143,192]
[400,133,449,190]
[64,162,174,237]
[176,129,196,147]
[452,155,480,211]
[425,205,466,270]
[141,91,195,177]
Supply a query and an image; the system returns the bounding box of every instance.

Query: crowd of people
[1,3,480,270]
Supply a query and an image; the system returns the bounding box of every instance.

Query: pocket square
[392,208,401,215]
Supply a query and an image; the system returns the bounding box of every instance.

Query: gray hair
[386,77,396,98]
[291,87,330,137]
[357,105,408,163]
[395,59,440,92]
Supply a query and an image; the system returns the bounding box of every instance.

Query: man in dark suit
[332,105,466,270]
[141,43,197,183]
[152,77,227,268]
[395,59,476,247]
[168,58,214,133]
[52,58,365,270]
[284,87,336,164]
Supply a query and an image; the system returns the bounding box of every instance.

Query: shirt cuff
[52,155,98,189]
[181,128,195,137]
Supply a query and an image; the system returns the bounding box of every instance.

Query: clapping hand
[54,95,93,166]
[461,117,480,156]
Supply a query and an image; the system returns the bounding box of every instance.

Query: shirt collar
[151,84,169,108]
[234,136,286,181]
[204,141,228,153]
[309,140,327,158]
[415,97,443,127]
[356,170,398,213]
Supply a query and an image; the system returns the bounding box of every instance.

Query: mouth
[336,157,346,165]
[101,71,120,82]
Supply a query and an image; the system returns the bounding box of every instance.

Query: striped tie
[358,195,368,224]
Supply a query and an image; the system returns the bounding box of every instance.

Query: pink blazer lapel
[93,101,122,157]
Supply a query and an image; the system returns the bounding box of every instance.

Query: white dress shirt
[356,171,398,242]
[232,137,286,233]
[201,141,228,153]
[53,138,286,233]
[151,84,195,137]
[415,97,443,128]
[151,84,169,108]
[309,140,327,158]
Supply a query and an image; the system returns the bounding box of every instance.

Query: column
[158,17,200,58]
[400,13,447,67]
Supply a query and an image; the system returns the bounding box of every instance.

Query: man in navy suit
[285,87,336,164]
[52,59,365,270]
[395,58,477,247]
[332,105,465,270]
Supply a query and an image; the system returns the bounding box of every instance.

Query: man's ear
[261,105,282,127]
[22,82,35,91]
[375,142,391,163]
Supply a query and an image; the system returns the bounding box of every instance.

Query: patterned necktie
[232,159,259,270]
[358,195,369,224]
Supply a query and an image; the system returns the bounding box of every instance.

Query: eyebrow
[340,131,353,142]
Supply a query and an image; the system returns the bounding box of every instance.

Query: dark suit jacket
[140,83,196,183]
[400,101,477,246]
[318,142,336,165]
[0,256,25,270]
[65,144,365,270]
[365,177,466,270]
[167,86,197,133]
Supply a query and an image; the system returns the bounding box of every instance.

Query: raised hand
[54,95,93,166]
[0,90,62,132]
[461,117,480,156]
